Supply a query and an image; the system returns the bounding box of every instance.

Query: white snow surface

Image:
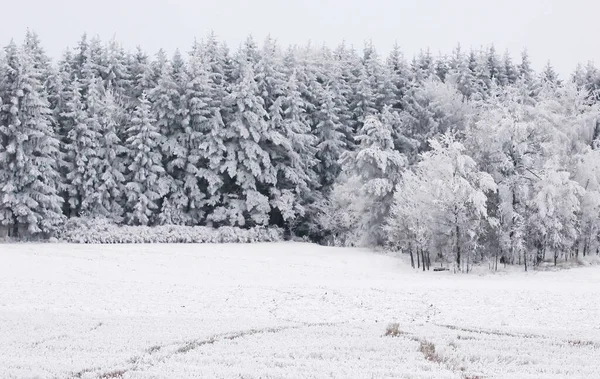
[0,243,599,379]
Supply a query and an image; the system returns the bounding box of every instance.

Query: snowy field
[1,243,599,379]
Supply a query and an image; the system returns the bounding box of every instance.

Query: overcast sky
[2,0,599,77]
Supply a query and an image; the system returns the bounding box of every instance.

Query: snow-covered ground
[1,243,599,379]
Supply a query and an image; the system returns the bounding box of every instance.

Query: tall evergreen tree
[313,84,348,190]
[215,61,275,226]
[124,93,169,225]
[94,91,127,221]
[337,114,406,245]
[268,71,318,229]
[63,77,101,217]
[0,42,64,236]
[149,53,187,225]
[386,42,410,110]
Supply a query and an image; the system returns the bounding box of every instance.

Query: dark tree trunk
[456,224,461,271]
[426,251,431,271]
[495,248,500,272]
[11,214,18,238]
[510,191,519,266]
[409,243,415,269]
[535,241,544,266]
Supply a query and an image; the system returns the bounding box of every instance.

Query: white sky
[2,0,599,78]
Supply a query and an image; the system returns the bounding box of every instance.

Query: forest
[2,31,600,271]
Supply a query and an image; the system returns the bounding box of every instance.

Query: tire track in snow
[30,322,104,348]
[434,323,600,348]
[69,321,347,379]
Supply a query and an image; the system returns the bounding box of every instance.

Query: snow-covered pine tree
[128,46,157,103]
[23,30,54,97]
[195,34,231,222]
[124,93,169,225]
[94,90,127,221]
[0,41,64,237]
[402,78,470,153]
[351,63,377,134]
[472,49,492,99]
[412,49,436,82]
[176,50,222,224]
[331,43,360,142]
[503,50,519,86]
[267,71,318,232]
[434,53,450,83]
[313,83,347,190]
[448,45,476,99]
[363,41,395,111]
[52,51,77,213]
[541,61,560,87]
[100,38,131,99]
[487,45,505,86]
[336,114,407,246]
[518,49,534,84]
[215,59,275,226]
[256,36,286,114]
[71,35,103,88]
[149,52,187,225]
[63,77,101,217]
[288,45,322,134]
[386,42,410,110]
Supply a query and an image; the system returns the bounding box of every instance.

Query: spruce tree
[94,91,127,221]
[337,114,406,245]
[216,61,275,226]
[268,71,318,228]
[386,42,410,110]
[313,84,347,190]
[124,93,168,225]
[0,42,64,236]
[149,53,186,225]
[63,77,101,217]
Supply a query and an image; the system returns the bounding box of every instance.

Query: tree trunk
[10,214,18,238]
[421,248,426,272]
[409,243,415,269]
[535,241,544,266]
[543,244,547,262]
[510,191,519,266]
[417,246,420,269]
[495,248,500,272]
[455,223,461,271]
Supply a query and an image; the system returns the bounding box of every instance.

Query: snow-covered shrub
[56,217,284,244]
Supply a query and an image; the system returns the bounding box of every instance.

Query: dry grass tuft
[384,323,403,337]
[419,340,441,363]
[99,369,126,379]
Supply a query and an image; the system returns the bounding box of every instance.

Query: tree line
[2,31,600,270]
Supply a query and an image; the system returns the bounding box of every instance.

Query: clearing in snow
[0,243,599,378]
